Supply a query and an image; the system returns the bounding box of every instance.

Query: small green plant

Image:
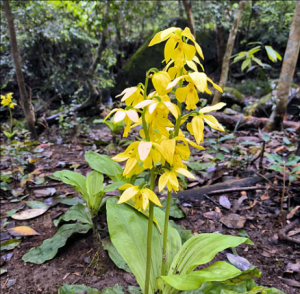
[231,42,282,73]
[53,151,126,241]
[93,117,124,144]
[266,153,300,210]
[1,92,17,140]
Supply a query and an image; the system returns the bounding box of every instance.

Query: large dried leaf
[11,209,48,220]
[8,226,40,237]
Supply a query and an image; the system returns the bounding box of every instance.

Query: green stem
[144,168,156,294]
[9,108,13,134]
[161,190,172,276]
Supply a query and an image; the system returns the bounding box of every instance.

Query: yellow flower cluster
[1,93,17,109]
[107,27,226,211]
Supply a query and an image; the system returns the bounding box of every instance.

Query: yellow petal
[103,109,118,122]
[174,168,195,179]
[186,60,198,72]
[207,77,223,93]
[149,27,180,46]
[112,153,130,162]
[161,139,175,165]
[192,116,204,145]
[134,100,153,109]
[152,71,172,95]
[181,27,195,41]
[188,72,207,93]
[166,75,186,91]
[175,86,188,103]
[164,36,177,63]
[138,142,152,161]
[159,172,169,192]
[126,109,139,122]
[116,87,137,100]
[182,42,196,61]
[194,42,204,60]
[163,101,179,119]
[123,157,138,175]
[118,187,139,204]
[114,110,126,123]
[176,143,190,160]
[141,189,162,207]
[119,184,134,190]
[149,102,158,114]
[202,115,225,131]
[169,171,179,191]
[200,102,226,114]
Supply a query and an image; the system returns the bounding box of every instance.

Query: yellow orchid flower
[187,102,226,144]
[118,183,162,212]
[104,108,139,137]
[149,27,204,65]
[152,71,172,95]
[116,86,144,107]
[167,73,223,110]
[112,140,165,177]
[1,93,16,109]
[159,167,195,192]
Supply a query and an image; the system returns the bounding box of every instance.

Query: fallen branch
[176,173,276,201]
[212,112,300,131]
[279,218,300,245]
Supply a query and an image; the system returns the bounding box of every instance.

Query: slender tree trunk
[3,0,37,139]
[182,0,195,37]
[216,24,226,70]
[265,0,300,131]
[212,0,246,105]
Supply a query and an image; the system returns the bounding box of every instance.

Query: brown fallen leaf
[287,205,300,219]
[219,195,231,209]
[220,213,247,229]
[203,211,222,220]
[11,209,48,220]
[287,228,300,237]
[8,226,40,237]
[285,262,300,273]
[279,277,300,288]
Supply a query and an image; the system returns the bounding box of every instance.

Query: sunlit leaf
[8,226,40,237]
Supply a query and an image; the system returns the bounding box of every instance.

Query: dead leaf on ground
[220,213,246,229]
[203,211,222,220]
[280,277,300,288]
[219,195,231,209]
[11,209,48,220]
[34,188,56,198]
[285,262,300,273]
[8,226,40,237]
[287,228,300,237]
[287,206,300,219]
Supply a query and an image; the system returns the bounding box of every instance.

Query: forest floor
[1,122,300,294]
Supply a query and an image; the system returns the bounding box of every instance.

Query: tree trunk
[212,0,246,105]
[3,0,37,139]
[182,0,195,37]
[264,0,300,132]
[74,1,109,113]
[216,25,226,70]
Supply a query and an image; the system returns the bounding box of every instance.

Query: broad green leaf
[240,141,257,146]
[85,151,123,181]
[106,198,181,293]
[286,155,300,166]
[168,233,253,276]
[22,223,92,264]
[216,152,224,161]
[53,203,92,227]
[102,237,132,273]
[218,134,235,142]
[187,161,215,171]
[53,170,88,203]
[58,197,82,206]
[252,57,264,67]
[283,137,291,145]
[265,153,284,164]
[248,46,261,56]
[292,165,300,173]
[101,285,124,294]
[58,284,100,294]
[161,198,185,219]
[241,59,250,72]
[262,134,271,142]
[26,201,49,209]
[268,165,284,172]
[224,266,261,285]
[161,261,241,291]
[265,46,277,62]
[86,171,105,217]
[0,239,21,251]
[289,174,298,183]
